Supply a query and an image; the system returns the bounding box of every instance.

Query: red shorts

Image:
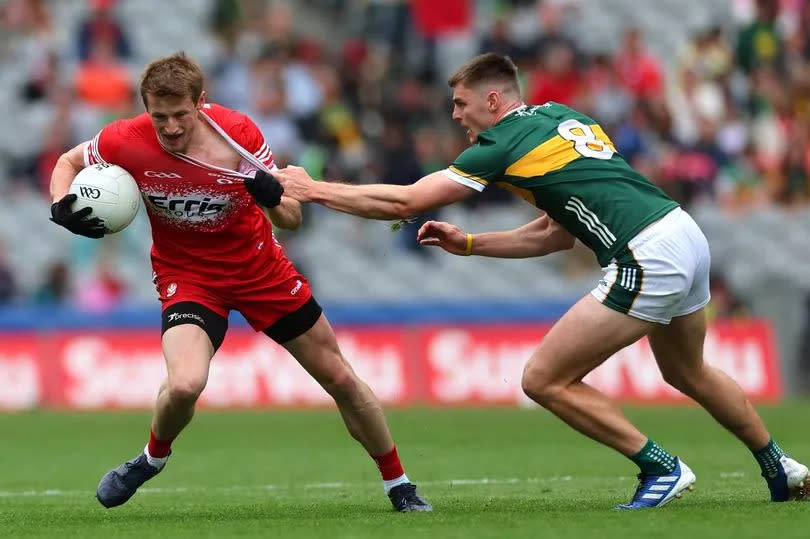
[154,259,313,332]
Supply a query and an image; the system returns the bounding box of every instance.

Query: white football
[69,163,141,234]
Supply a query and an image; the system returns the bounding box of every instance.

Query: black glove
[50,194,106,239]
[244,170,284,209]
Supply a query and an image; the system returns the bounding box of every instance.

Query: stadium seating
[0,0,806,313]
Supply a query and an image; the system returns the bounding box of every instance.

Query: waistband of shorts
[626,207,683,251]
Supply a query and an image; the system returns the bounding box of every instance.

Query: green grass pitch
[1,404,809,538]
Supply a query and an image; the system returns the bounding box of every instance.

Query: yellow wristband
[465,233,473,256]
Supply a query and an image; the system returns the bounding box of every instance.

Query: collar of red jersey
[155,110,248,178]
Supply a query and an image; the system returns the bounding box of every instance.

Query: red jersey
[83,103,286,284]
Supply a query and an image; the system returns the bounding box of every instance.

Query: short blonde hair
[139,52,204,108]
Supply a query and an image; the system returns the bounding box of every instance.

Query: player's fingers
[67,206,93,222]
[417,221,436,239]
[272,170,289,184]
[286,166,311,180]
[85,227,106,239]
[418,220,445,237]
[428,223,455,238]
[419,238,440,246]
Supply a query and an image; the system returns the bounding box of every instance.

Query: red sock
[371,445,405,480]
[147,431,174,458]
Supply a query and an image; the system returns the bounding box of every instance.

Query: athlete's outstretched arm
[264,196,302,230]
[417,214,576,258]
[273,166,473,220]
[50,142,87,202]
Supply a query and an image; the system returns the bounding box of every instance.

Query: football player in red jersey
[49,53,431,512]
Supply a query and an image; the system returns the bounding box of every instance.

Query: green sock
[752,437,785,478]
[629,439,677,476]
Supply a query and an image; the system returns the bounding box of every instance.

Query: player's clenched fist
[244,170,284,208]
[417,220,468,255]
[272,166,316,202]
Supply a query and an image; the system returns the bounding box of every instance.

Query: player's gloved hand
[50,194,106,239]
[244,170,284,209]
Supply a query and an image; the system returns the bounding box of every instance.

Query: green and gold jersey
[445,102,678,266]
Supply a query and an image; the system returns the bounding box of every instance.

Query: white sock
[383,474,410,494]
[144,444,169,470]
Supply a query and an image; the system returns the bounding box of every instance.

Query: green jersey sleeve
[445,135,508,192]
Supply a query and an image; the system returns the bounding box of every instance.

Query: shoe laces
[390,483,418,500]
[123,456,152,474]
[404,484,418,498]
[401,483,427,504]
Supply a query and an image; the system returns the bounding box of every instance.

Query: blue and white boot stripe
[616,458,696,509]
[651,461,696,506]
[639,474,680,502]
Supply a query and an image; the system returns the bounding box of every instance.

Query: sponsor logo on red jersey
[145,192,229,223]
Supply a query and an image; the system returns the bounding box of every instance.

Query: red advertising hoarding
[0,321,780,410]
[420,322,780,405]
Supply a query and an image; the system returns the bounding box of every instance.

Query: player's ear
[197,91,207,110]
[487,90,499,112]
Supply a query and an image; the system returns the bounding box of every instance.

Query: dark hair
[448,53,520,93]
[139,52,204,108]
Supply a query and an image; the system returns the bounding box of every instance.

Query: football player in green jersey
[273,53,807,508]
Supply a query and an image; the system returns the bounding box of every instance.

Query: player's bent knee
[521,369,563,406]
[165,376,207,404]
[659,369,685,390]
[319,362,361,400]
[521,379,562,405]
[660,366,704,396]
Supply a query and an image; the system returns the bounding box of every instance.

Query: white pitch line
[0,476,574,499]
[0,472,748,500]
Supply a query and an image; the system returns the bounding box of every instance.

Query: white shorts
[590,207,711,324]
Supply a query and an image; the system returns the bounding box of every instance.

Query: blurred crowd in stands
[0,0,807,316]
